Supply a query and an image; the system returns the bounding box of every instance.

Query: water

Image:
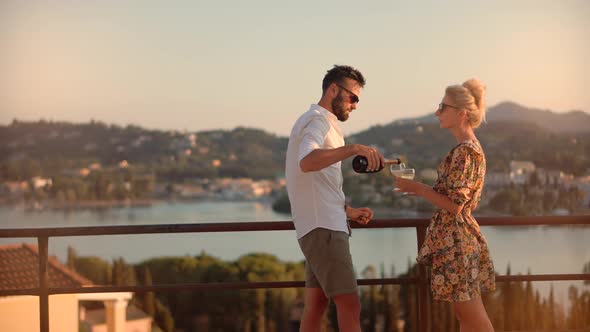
[1,201,588,305]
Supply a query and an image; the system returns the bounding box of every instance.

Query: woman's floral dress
[417,139,496,302]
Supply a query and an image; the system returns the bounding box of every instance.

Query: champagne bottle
[352,156,401,173]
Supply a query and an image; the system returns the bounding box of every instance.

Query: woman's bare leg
[453,295,494,332]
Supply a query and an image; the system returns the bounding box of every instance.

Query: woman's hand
[394,177,424,195]
[346,206,374,225]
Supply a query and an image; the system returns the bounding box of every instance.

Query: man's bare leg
[300,287,329,332]
[332,292,362,332]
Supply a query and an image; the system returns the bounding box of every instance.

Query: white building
[0,243,151,332]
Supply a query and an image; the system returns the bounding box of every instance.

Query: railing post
[38,236,49,332]
[416,226,430,332]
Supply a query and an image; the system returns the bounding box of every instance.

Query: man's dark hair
[322,65,366,93]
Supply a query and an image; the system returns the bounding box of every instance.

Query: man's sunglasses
[336,84,360,104]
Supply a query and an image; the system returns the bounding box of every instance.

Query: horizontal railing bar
[502,330,590,332]
[62,281,308,294]
[0,288,40,296]
[0,221,294,237]
[476,215,590,226]
[496,273,590,282]
[2,273,588,297]
[0,277,419,296]
[0,215,588,238]
[359,277,418,286]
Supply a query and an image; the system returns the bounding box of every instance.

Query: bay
[1,201,588,305]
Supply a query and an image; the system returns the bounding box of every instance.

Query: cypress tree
[142,266,156,317]
[390,263,402,332]
[67,246,77,271]
[534,291,543,330]
[502,264,513,331]
[548,284,556,329]
[524,277,535,328]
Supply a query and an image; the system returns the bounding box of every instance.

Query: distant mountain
[389,101,590,133]
[487,102,590,133]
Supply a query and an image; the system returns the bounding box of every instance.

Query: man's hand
[346,206,374,225]
[355,145,385,172]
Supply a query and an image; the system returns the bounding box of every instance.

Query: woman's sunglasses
[437,103,460,112]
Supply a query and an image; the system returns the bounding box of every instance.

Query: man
[285,65,385,332]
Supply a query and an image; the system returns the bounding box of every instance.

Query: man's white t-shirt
[286,104,348,239]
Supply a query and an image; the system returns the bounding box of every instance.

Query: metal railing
[1,215,589,332]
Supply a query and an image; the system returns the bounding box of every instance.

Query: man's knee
[308,296,329,313]
[333,293,361,316]
[304,289,329,313]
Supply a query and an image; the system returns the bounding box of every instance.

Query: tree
[67,246,77,271]
[583,261,590,286]
[528,171,541,187]
[502,265,513,331]
[546,285,556,329]
[111,257,137,286]
[236,253,287,332]
[534,291,543,330]
[142,266,156,317]
[524,276,535,328]
[361,265,378,332]
[543,190,557,213]
[399,260,418,332]
[74,256,112,285]
[489,189,520,214]
[567,286,582,329]
[271,192,291,215]
[155,301,175,332]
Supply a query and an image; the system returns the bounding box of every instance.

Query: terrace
[1,215,589,332]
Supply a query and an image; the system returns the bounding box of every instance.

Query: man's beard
[331,94,350,122]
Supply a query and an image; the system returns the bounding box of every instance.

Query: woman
[395,78,495,331]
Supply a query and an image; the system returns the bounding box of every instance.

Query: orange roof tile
[0,243,93,290]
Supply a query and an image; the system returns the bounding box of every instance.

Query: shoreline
[5,199,157,212]
[2,197,278,212]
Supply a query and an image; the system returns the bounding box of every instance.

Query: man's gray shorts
[298,227,358,297]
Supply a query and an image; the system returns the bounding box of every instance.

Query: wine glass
[390,163,416,194]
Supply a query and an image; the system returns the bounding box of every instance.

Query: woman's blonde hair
[445,78,486,128]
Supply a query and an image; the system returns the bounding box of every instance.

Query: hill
[348,121,589,174]
[1,102,589,182]
[0,120,287,181]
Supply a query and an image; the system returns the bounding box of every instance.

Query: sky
[1,0,589,136]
